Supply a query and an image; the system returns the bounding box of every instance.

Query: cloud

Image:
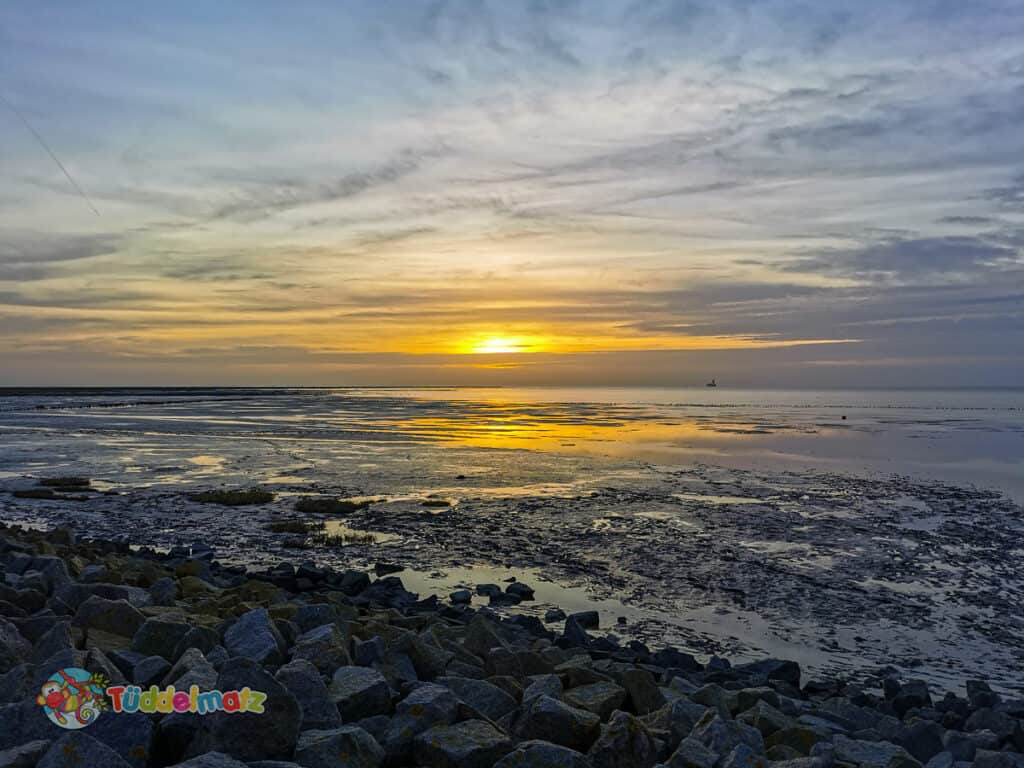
[0,233,119,281]
[783,237,1021,283]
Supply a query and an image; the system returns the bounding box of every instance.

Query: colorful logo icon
[37,667,109,729]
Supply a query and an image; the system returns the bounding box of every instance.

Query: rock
[895,720,945,763]
[562,616,591,648]
[31,621,73,664]
[174,626,220,659]
[131,617,192,660]
[507,582,535,600]
[464,615,506,658]
[339,571,371,596]
[71,595,146,644]
[476,584,502,598]
[329,666,392,720]
[965,708,1016,741]
[972,751,1024,768]
[692,714,765,756]
[276,659,341,732]
[924,752,955,768]
[941,731,976,762]
[0,663,34,704]
[86,711,154,768]
[28,557,71,594]
[545,609,567,623]
[354,636,386,667]
[589,710,659,768]
[294,726,384,768]
[36,732,131,768]
[495,740,590,768]
[516,695,601,752]
[730,658,801,688]
[621,668,666,716]
[722,743,770,768]
[832,734,922,768]
[133,655,172,686]
[765,726,824,756]
[692,684,735,716]
[893,681,933,718]
[381,682,459,764]
[564,681,627,721]
[414,720,513,768]
[0,618,30,672]
[187,657,301,761]
[149,576,178,606]
[523,674,563,703]
[0,700,53,750]
[223,608,286,666]
[441,676,518,721]
[166,754,250,767]
[668,697,711,746]
[163,648,218,689]
[569,611,599,629]
[739,700,793,736]
[0,739,51,768]
[666,737,717,768]
[965,681,1000,711]
[291,623,351,674]
[450,590,472,604]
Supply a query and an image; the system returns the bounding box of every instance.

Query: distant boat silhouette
[706,378,717,387]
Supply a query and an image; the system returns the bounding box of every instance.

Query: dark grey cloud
[0,233,120,281]
[783,236,1021,282]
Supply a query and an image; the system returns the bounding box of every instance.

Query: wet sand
[1,387,1022,693]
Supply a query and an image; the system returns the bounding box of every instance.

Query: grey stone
[294,726,384,768]
[86,710,154,768]
[292,623,351,674]
[131,617,192,660]
[738,699,794,737]
[149,576,178,606]
[382,682,459,764]
[666,737,717,768]
[30,621,72,664]
[516,695,601,753]
[276,659,341,732]
[329,665,392,720]
[523,674,563,703]
[564,681,627,721]
[691,713,765,756]
[893,681,933,718]
[223,608,286,666]
[133,655,172,686]
[414,720,513,768]
[166,754,250,768]
[721,743,770,768]
[440,676,518,720]
[495,740,590,768]
[832,734,922,768]
[0,739,51,768]
[187,657,301,761]
[0,618,30,672]
[71,595,146,640]
[895,720,945,763]
[588,710,659,768]
[36,731,131,768]
[621,668,666,716]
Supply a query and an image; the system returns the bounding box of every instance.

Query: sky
[1,0,1023,387]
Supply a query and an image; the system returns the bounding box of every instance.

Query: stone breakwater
[0,524,1022,768]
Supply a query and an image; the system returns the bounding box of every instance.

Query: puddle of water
[674,492,764,505]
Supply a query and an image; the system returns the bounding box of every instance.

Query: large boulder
[71,595,145,648]
[564,681,627,722]
[621,668,666,716]
[131,617,192,661]
[223,609,286,666]
[187,658,301,761]
[294,726,384,768]
[666,737,718,768]
[516,695,601,753]
[86,711,154,768]
[36,732,131,768]
[414,720,513,768]
[440,676,519,721]
[165,754,249,768]
[381,682,459,764]
[0,739,51,768]
[275,659,341,732]
[691,713,765,756]
[832,735,922,768]
[495,740,590,768]
[291,623,350,674]
[329,666,392,720]
[588,710,659,768]
[0,618,31,673]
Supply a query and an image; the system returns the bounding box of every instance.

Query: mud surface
[1,387,1022,693]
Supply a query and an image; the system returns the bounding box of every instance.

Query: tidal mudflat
[1,387,1022,693]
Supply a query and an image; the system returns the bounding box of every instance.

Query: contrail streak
[0,91,101,217]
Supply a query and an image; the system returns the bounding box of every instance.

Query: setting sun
[470,336,529,354]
